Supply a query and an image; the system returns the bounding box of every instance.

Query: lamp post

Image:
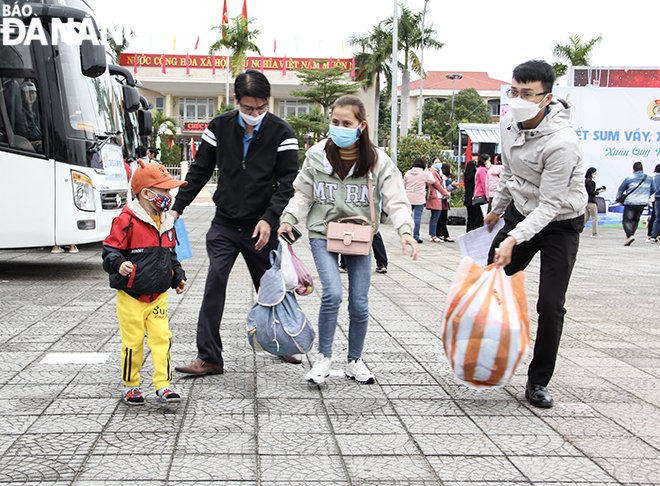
[417,0,429,136]
[446,73,463,127]
[390,0,398,164]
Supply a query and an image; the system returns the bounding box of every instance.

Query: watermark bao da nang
[1,1,126,47]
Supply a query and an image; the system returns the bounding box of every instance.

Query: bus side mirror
[138,110,153,137]
[80,40,107,78]
[122,86,140,113]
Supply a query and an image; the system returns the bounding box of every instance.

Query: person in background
[485,59,587,408]
[436,163,456,242]
[171,70,301,375]
[474,154,490,218]
[278,95,417,386]
[649,163,660,243]
[147,147,162,164]
[463,159,483,231]
[426,161,449,242]
[584,167,605,237]
[403,157,435,243]
[486,155,503,213]
[616,161,656,246]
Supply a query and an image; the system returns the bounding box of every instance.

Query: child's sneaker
[156,387,181,403]
[345,358,375,384]
[123,387,145,406]
[306,354,332,385]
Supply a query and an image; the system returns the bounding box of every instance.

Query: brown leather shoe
[280,355,303,365]
[174,358,224,376]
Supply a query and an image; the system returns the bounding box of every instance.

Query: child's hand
[175,280,187,294]
[119,261,134,276]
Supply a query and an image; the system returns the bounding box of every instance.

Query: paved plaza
[0,205,658,485]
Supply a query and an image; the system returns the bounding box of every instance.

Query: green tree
[384,4,444,137]
[420,89,492,144]
[107,26,134,63]
[284,108,326,164]
[350,23,392,145]
[394,134,448,173]
[291,65,362,123]
[209,16,261,76]
[552,33,603,79]
[149,111,177,154]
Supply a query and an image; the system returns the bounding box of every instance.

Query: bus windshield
[0,44,44,153]
[58,42,121,139]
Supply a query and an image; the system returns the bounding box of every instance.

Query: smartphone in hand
[280,226,302,245]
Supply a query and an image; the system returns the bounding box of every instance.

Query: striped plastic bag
[442,257,530,388]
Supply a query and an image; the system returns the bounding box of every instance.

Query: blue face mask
[432,163,442,171]
[328,125,361,148]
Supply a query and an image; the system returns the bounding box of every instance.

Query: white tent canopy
[458,123,500,144]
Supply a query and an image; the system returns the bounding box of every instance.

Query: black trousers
[196,222,278,365]
[623,205,645,238]
[488,204,584,386]
[435,209,450,238]
[466,205,484,232]
[340,231,388,268]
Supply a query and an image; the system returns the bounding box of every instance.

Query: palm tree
[150,111,177,147]
[209,16,261,76]
[350,23,391,144]
[384,4,444,137]
[107,26,134,63]
[552,33,603,79]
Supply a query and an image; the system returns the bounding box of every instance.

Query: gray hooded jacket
[492,100,587,244]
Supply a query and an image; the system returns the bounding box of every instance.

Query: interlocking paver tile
[344,455,438,482]
[428,456,526,482]
[510,456,618,483]
[258,432,339,456]
[259,455,347,482]
[415,433,503,456]
[168,454,256,482]
[77,454,172,481]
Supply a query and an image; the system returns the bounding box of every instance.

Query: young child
[102,161,188,405]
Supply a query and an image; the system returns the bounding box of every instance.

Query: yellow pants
[116,290,173,390]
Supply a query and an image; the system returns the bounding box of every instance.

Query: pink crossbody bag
[326,175,376,256]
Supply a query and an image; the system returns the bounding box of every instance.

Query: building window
[178,97,216,121]
[155,97,164,112]
[487,99,500,116]
[279,100,313,118]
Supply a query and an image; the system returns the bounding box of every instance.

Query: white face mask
[240,110,267,126]
[508,95,547,123]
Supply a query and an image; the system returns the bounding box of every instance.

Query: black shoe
[525,381,554,408]
[415,239,423,244]
[376,266,388,274]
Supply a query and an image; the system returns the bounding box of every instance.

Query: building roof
[400,71,509,92]
[459,123,500,144]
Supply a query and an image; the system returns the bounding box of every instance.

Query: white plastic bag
[278,237,299,291]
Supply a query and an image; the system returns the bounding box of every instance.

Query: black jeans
[622,205,645,238]
[435,209,450,238]
[466,205,484,232]
[488,204,584,386]
[340,231,388,268]
[196,222,278,365]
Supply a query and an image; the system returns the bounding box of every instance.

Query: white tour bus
[0,0,152,249]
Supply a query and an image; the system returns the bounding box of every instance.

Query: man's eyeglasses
[239,102,269,114]
[506,88,549,101]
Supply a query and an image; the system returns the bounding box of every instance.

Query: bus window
[0,45,44,153]
[58,42,120,139]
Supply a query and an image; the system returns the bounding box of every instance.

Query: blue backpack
[246,243,315,356]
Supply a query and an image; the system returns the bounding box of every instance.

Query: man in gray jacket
[485,60,586,408]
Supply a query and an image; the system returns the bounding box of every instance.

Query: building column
[268,97,275,115]
[217,95,224,112]
[164,94,173,117]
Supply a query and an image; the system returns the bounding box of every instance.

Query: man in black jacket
[172,70,300,375]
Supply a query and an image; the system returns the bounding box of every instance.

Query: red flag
[260,55,264,73]
[222,0,228,40]
[465,137,472,164]
[194,35,200,50]
[160,53,166,74]
[191,138,196,160]
[273,37,277,54]
[133,53,138,74]
[241,0,247,20]
[282,54,287,76]
[185,52,190,75]
[211,55,216,75]
[168,136,174,149]
[350,57,356,78]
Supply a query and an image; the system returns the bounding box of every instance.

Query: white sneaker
[305,354,332,385]
[624,236,635,246]
[345,358,375,384]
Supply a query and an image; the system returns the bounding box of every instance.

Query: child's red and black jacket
[102,200,186,302]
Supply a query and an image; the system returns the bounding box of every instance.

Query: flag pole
[390,0,398,164]
[226,48,230,108]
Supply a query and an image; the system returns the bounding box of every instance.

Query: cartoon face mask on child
[146,190,172,212]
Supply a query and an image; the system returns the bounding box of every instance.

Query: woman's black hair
[655,163,660,173]
[234,69,271,101]
[478,153,490,167]
[412,157,426,169]
[585,167,597,179]
[325,95,377,179]
[441,163,452,177]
